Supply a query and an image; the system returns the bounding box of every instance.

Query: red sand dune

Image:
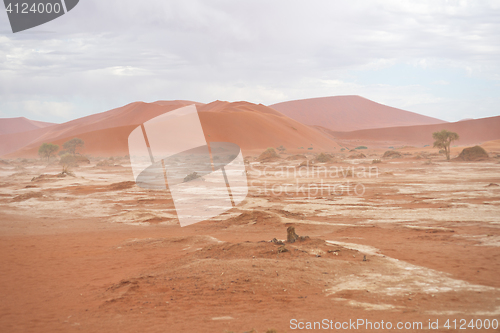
[2,100,340,158]
[0,117,55,135]
[0,101,197,157]
[326,115,500,147]
[481,139,500,151]
[198,101,341,152]
[269,95,446,131]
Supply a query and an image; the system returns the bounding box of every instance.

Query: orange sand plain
[0,149,499,332]
[1,99,500,333]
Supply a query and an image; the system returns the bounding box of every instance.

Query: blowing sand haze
[1,1,500,332]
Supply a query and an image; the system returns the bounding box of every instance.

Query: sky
[0,0,499,123]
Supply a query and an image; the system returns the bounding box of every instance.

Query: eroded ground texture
[0,154,499,332]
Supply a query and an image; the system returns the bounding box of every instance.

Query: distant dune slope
[198,101,340,152]
[269,95,446,131]
[0,101,198,157]
[2,100,340,158]
[0,117,55,135]
[326,115,500,147]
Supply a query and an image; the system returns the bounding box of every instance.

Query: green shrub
[59,153,90,166]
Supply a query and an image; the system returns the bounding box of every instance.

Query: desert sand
[326,115,500,148]
[0,148,499,332]
[269,96,446,132]
[1,98,500,332]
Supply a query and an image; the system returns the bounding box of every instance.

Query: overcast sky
[0,0,499,123]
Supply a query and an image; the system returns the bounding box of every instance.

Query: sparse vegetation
[258,148,280,161]
[457,145,489,161]
[62,138,85,156]
[315,153,332,163]
[59,153,90,166]
[59,165,75,177]
[383,150,402,159]
[38,143,59,162]
[372,159,382,164]
[355,146,368,150]
[432,130,459,160]
[276,145,286,153]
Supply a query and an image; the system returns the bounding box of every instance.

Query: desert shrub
[372,159,382,164]
[59,165,75,177]
[355,146,368,150]
[383,150,402,159]
[258,148,280,161]
[307,147,313,150]
[457,145,489,161]
[59,153,90,166]
[315,153,332,163]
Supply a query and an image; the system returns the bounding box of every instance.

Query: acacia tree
[63,138,84,156]
[38,143,59,162]
[433,130,459,160]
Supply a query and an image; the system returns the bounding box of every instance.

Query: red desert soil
[0,155,499,332]
[269,95,446,132]
[1,215,499,333]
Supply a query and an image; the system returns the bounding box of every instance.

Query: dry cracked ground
[0,153,499,332]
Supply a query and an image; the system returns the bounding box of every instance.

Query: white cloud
[22,101,74,119]
[432,80,450,85]
[0,0,499,122]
